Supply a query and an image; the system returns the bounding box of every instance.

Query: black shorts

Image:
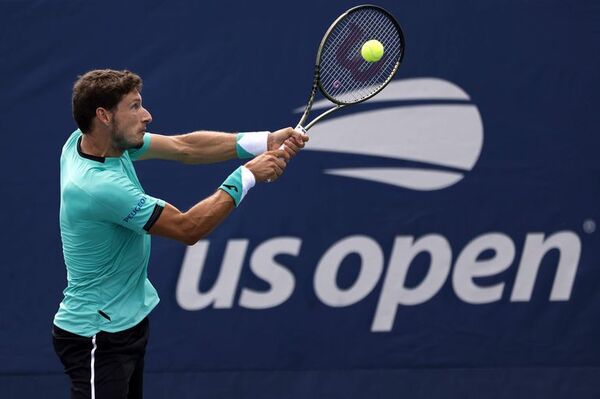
[52,317,149,399]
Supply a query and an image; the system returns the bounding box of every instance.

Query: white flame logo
[297,78,484,190]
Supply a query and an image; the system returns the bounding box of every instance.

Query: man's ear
[96,108,112,126]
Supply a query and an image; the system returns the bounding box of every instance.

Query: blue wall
[1,0,600,397]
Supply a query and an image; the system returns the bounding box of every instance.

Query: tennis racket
[295,4,405,133]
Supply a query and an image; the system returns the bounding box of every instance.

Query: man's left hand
[268,127,309,158]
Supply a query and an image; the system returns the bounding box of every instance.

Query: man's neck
[80,130,123,158]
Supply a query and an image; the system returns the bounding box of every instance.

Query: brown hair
[72,69,142,133]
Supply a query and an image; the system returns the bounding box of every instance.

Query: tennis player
[52,69,308,399]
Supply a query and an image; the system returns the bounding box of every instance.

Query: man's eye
[132,103,140,109]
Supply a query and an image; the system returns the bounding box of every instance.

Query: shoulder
[83,168,133,198]
[63,168,123,203]
[63,169,141,224]
[61,129,83,155]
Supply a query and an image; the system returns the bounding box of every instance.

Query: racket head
[315,4,405,105]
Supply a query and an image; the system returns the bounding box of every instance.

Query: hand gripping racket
[294,4,405,133]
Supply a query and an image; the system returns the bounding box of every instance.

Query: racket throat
[303,104,345,131]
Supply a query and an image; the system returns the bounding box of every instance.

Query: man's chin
[131,138,145,150]
[118,137,144,151]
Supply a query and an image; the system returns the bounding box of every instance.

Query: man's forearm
[175,130,270,164]
[181,190,235,243]
[176,131,237,164]
[149,190,235,245]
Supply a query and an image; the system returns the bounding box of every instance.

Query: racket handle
[295,124,308,134]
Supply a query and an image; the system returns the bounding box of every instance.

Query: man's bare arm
[138,127,308,164]
[139,131,237,164]
[148,149,288,244]
[149,191,235,245]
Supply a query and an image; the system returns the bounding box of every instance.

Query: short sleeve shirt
[54,130,164,336]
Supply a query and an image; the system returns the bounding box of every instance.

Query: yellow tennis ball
[361,39,384,62]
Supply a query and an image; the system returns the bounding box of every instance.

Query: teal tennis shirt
[54,130,165,337]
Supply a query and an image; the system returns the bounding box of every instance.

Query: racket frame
[296,4,405,131]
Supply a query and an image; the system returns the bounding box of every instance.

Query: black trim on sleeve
[143,204,164,232]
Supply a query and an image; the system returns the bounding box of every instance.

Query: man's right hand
[244,149,289,183]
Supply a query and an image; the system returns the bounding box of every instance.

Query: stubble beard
[110,120,143,152]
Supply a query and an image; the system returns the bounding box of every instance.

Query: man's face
[109,90,152,150]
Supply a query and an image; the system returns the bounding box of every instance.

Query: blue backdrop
[1,0,600,398]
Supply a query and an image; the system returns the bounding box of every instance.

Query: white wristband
[236,131,269,158]
[240,165,256,197]
[219,165,256,207]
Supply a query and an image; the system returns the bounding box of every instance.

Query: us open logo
[175,77,582,332]
[297,77,484,190]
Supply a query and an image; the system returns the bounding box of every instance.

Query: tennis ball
[361,39,384,62]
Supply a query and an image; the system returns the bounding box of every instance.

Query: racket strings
[319,8,403,104]
[333,12,400,97]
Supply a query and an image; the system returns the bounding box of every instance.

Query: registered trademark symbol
[583,219,596,234]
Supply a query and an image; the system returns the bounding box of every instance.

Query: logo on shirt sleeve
[123,197,146,223]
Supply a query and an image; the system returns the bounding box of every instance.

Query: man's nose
[142,107,152,124]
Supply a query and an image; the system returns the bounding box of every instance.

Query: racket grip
[294,124,308,134]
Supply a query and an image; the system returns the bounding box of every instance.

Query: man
[52,69,308,398]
